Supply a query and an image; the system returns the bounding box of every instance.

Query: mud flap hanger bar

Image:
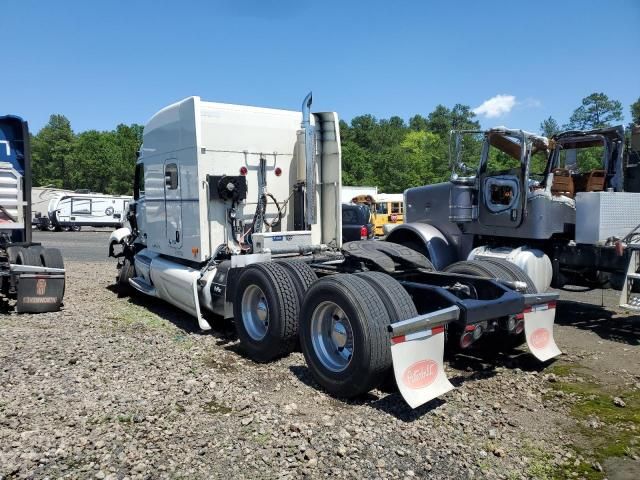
[393,279,560,334]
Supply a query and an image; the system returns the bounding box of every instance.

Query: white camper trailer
[49,193,132,230]
[109,94,560,410]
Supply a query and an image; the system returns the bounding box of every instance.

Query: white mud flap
[524,301,561,361]
[390,326,454,409]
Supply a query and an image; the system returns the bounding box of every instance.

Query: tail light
[360,226,368,240]
[459,323,485,349]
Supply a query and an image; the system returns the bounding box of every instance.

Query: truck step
[129,276,157,296]
[626,273,640,280]
[620,294,640,311]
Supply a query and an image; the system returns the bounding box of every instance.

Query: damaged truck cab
[387,125,640,311]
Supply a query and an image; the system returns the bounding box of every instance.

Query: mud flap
[524,302,561,361]
[391,327,454,409]
[16,274,65,313]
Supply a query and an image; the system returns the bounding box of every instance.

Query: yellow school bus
[351,193,404,237]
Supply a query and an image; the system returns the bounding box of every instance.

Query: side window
[71,198,91,215]
[165,163,178,190]
[134,163,145,199]
[375,203,388,215]
[558,147,603,173]
[391,202,402,214]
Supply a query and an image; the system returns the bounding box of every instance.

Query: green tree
[69,130,119,192]
[31,114,75,188]
[540,116,560,137]
[567,93,623,130]
[427,104,480,136]
[631,97,640,125]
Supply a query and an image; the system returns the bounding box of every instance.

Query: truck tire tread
[477,258,538,294]
[234,262,299,362]
[276,260,317,302]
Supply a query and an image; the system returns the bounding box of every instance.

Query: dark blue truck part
[0,115,32,244]
[0,115,65,313]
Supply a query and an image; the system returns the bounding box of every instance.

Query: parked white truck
[109,94,561,408]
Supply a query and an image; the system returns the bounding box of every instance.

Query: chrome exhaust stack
[301,92,316,227]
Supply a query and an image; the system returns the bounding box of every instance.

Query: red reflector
[460,332,474,349]
[274,167,282,177]
[515,312,524,320]
[523,306,532,313]
[360,226,368,239]
[391,335,405,345]
[464,325,476,332]
[432,326,445,335]
[548,301,556,309]
[240,166,248,176]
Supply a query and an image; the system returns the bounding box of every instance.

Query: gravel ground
[0,232,638,479]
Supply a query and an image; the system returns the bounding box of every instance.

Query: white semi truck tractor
[109,95,561,409]
[0,115,65,312]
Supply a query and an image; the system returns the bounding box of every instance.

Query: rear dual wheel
[6,246,62,268]
[299,273,399,398]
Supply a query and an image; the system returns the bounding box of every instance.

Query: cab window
[165,163,178,190]
[390,202,403,214]
[134,163,145,199]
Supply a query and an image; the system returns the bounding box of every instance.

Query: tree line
[31,115,143,195]
[30,93,639,195]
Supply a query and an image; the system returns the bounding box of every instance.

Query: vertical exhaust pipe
[301,92,316,226]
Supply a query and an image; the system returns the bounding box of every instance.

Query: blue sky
[2,0,639,134]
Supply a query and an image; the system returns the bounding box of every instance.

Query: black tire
[355,271,417,322]
[276,260,318,304]
[355,271,418,392]
[40,248,65,269]
[6,246,21,264]
[477,258,538,294]
[15,247,43,266]
[442,260,507,279]
[299,274,392,398]
[233,262,299,362]
[29,245,44,259]
[116,258,135,297]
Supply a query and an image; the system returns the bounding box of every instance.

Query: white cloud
[473,94,517,118]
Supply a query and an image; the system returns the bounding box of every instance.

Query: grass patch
[109,302,172,331]
[521,441,558,480]
[202,400,232,415]
[543,364,640,479]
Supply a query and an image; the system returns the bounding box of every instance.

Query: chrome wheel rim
[241,285,269,340]
[310,301,354,372]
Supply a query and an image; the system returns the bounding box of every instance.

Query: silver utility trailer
[0,115,65,313]
[109,95,560,409]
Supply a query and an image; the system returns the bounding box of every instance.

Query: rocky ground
[0,231,638,479]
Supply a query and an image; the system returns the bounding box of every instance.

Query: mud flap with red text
[523,301,561,361]
[390,317,456,409]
